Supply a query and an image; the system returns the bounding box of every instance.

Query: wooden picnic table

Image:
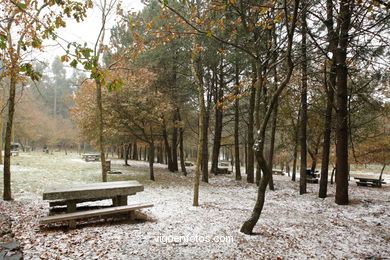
[82,153,100,162]
[354,177,386,187]
[41,181,152,227]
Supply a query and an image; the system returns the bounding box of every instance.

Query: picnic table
[306,169,319,183]
[82,153,100,162]
[40,181,153,227]
[216,162,232,174]
[272,169,284,175]
[354,177,386,187]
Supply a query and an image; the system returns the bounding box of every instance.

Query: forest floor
[0,152,389,259]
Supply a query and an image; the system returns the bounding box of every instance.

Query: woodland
[0,0,389,259]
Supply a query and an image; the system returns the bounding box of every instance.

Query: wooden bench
[272,169,284,175]
[42,181,150,228]
[10,150,19,156]
[82,154,100,162]
[40,203,153,225]
[354,177,386,187]
[184,161,194,166]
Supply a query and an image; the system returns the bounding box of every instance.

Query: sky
[35,1,145,71]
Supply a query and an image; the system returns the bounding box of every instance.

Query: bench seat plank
[40,203,153,224]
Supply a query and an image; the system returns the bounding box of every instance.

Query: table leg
[67,201,77,228]
[117,196,127,206]
[129,211,136,221]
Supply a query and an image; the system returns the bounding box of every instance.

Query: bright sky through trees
[35,1,144,66]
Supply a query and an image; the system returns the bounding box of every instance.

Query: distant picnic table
[82,153,100,162]
[354,177,386,187]
[40,181,153,228]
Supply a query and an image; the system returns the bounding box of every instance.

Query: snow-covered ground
[0,153,389,259]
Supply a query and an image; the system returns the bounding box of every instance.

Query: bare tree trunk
[201,109,209,182]
[172,110,179,172]
[133,141,138,160]
[163,126,174,171]
[0,85,5,164]
[234,62,241,181]
[378,165,386,188]
[210,92,223,174]
[3,73,17,200]
[246,65,256,183]
[299,0,308,195]
[192,39,206,206]
[124,143,131,166]
[96,79,107,182]
[268,98,278,190]
[335,0,352,205]
[319,0,337,198]
[292,110,300,182]
[177,109,187,175]
[149,142,155,181]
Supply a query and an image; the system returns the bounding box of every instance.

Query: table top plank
[43,181,144,201]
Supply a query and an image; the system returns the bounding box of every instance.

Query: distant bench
[354,177,386,187]
[82,154,100,162]
[272,169,284,175]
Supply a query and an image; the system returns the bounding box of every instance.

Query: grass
[0,151,154,200]
[0,151,388,200]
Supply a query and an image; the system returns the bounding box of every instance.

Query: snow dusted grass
[0,152,389,259]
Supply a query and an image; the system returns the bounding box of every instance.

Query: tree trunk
[163,126,174,171]
[268,98,278,190]
[96,79,107,182]
[331,166,336,184]
[177,109,187,175]
[292,110,300,182]
[172,110,179,172]
[234,62,242,181]
[0,85,5,164]
[124,143,131,166]
[149,142,155,181]
[246,66,256,183]
[133,142,138,160]
[201,109,209,182]
[210,97,223,174]
[299,0,308,195]
[319,0,337,197]
[3,73,17,201]
[192,39,206,206]
[378,165,386,188]
[335,0,352,205]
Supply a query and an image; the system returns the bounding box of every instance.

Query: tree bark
[246,65,256,183]
[268,98,278,190]
[210,83,223,174]
[3,72,17,201]
[234,62,242,181]
[124,143,131,166]
[192,39,206,206]
[163,126,174,171]
[172,110,179,172]
[335,0,352,205]
[299,0,308,195]
[0,85,5,165]
[179,125,187,175]
[149,142,155,181]
[132,141,138,160]
[201,109,209,182]
[319,0,337,198]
